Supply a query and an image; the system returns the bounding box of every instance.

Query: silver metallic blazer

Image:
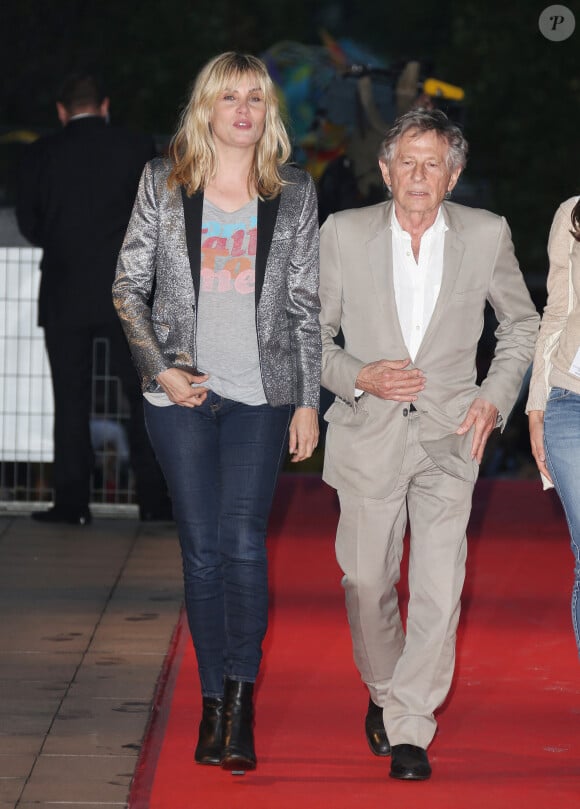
[113,159,321,409]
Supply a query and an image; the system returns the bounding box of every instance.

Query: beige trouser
[336,415,475,749]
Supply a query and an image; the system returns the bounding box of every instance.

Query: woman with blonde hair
[113,52,321,771]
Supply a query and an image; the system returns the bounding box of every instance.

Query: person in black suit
[16,73,170,524]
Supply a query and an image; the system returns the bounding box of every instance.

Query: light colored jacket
[526,196,580,412]
[113,159,321,409]
[320,199,539,499]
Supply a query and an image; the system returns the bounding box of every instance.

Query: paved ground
[0,509,182,809]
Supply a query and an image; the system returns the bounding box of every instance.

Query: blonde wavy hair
[168,52,291,199]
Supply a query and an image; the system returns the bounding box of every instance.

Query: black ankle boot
[194,696,224,765]
[221,677,256,771]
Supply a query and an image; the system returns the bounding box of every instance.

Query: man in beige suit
[319,109,539,780]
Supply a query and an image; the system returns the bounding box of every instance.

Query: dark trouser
[144,392,291,697]
[43,317,167,512]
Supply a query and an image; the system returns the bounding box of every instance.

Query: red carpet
[130,477,580,809]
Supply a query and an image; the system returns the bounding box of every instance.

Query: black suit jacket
[16,116,156,327]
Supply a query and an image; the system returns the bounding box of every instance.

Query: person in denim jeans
[528,196,580,657]
[113,52,321,772]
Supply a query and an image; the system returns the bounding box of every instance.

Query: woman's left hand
[528,409,552,484]
[288,407,319,463]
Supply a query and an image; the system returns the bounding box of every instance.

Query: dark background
[1,0,579,475]
[2,0,579,277]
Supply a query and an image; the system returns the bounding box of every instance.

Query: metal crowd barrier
[0,246,137,512]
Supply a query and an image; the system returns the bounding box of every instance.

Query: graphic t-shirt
[195,197,266,405]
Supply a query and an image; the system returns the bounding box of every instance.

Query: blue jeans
[544,386,580,658]
[145,392,291,696]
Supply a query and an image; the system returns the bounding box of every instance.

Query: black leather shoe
[365,698,390,756]
[390,744,432,780]
[31,506,92,525]
[194,696,224,766]
[221,678,256,772]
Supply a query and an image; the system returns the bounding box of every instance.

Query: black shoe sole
[221,755,256,772]
[195,756,222,766]
[389,769,431,781]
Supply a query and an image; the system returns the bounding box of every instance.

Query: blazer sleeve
[286,173,322,409]
[319,213,366,404]
[478,216,539,423]
[112,161,170,386]
[526,199,576,412]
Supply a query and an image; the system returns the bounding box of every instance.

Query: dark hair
[57,73,106,112]
[572,198,580,242]
[378,108,468,173]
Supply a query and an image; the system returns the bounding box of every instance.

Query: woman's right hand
[528,409,552,484]
[156,368,209,408]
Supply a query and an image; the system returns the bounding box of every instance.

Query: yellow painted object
[0,129,40,144]
[423,78,465,101]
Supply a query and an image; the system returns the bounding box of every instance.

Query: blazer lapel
[181,187,204,301]
[182,190,280,308]
[415,205,465,360]
[366,202,408,352]
[256,195,280,306]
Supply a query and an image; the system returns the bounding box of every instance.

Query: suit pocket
[271,231,294,243]
[324,399,368,427]
[452,286,487,298]
[152,320,170,343]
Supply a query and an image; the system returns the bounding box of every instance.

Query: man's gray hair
[378,108,468,173]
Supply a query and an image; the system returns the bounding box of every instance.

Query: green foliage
[438,1,580,282]
[0,0,315,132]
[2,0,578,285]
[341,0,453,64]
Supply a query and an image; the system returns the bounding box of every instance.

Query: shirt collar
[68,113,106,122]
[390,205,448,237]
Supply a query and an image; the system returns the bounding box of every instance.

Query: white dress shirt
[391,206,447,361]
[354,205,447,398]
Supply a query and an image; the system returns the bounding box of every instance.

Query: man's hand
[456,397,499,463]
[528,410,552,484]
[355,359,425,401]
[288,407,319,463]
[156,367,209,408]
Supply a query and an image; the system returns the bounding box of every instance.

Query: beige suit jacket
[526,196,580,412]
[320,200,539,499]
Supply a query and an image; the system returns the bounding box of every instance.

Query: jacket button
[403,408,409,417]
